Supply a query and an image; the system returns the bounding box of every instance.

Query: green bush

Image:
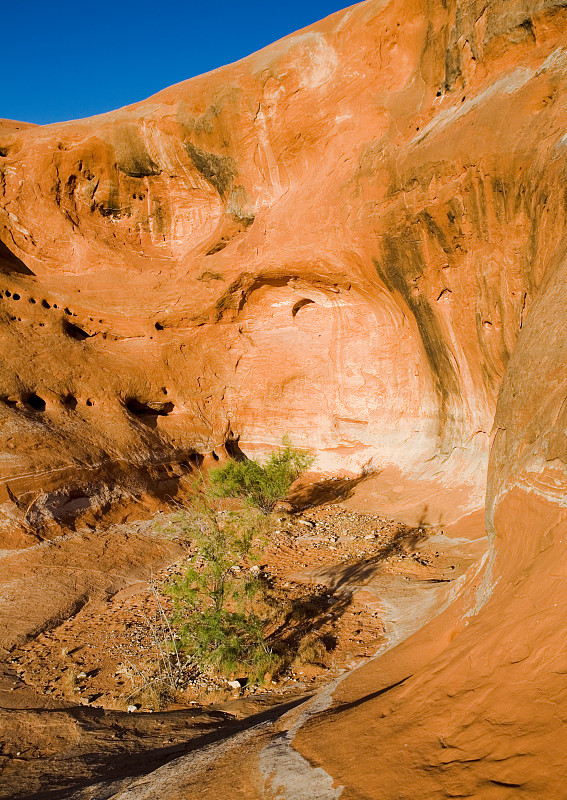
[164,494,276,681]
[209,436,314,513]
[161,439,314,684]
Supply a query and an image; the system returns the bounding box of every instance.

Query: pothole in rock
[63,320,90,341]
[25,392,46,412]
[126,398,175,418]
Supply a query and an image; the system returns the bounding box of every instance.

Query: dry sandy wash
[0,0,566,796]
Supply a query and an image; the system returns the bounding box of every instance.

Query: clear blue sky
[4,0,350,125]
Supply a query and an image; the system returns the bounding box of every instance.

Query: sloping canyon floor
[0,476,486,799]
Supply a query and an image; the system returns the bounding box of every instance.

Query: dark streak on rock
[185,143,236,198]
[373,238,459,412]
[114,126,161,179]
[419,211,453,254]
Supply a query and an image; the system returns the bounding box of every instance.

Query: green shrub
[209,436,314,513]
[164,494,277,681]
[161,439,314,684]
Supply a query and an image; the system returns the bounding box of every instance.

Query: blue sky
[4,1,350,125]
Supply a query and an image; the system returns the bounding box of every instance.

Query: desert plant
[163,494,277,682]
[159,438,314,684]
[112,577,185,711]
[292,632,328,670]
[209,436,314,513]
[118,659,175,712]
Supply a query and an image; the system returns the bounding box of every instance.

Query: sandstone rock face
[2,0,544,535]
[1,0,567,796]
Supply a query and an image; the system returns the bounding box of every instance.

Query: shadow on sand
[288,473,371,511]
[321,524,430,594]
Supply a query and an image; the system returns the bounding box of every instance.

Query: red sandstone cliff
[1,0,566,797]
[1,0,540,536]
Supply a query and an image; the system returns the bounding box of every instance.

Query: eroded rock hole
[63,320,90,341]
[26,393,46,412]
[63,394,78,410]
[86,399,94,406]
[154,322,164,330]
[5,291,11,297]
[41,300,50,309]
[12,293,20,301]
[187,452,204,468]
[292,298,316,318]
[125,398,174,417]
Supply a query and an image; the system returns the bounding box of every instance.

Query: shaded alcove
[125,398,175,428]
[0,240,35,276]
[63,320,90,341]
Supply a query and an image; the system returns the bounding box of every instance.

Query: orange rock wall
[4,0,566,538]
[1,0,567,795]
